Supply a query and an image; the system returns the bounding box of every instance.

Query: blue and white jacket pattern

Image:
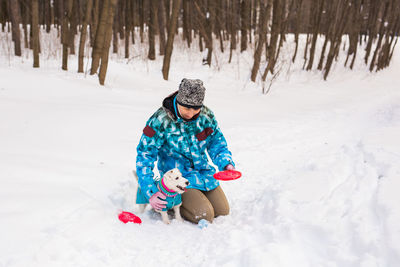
[136,92,234,202]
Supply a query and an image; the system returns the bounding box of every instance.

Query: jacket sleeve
[136,114,165,200]
[206,112,235,171]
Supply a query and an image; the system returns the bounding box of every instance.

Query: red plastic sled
[118,211,142,224]
[213,170,242,181]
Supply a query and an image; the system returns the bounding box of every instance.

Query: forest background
[1,0,399,89]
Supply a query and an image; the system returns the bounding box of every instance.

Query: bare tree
[292,0,303,62]
[251,0,272,82]
[229,0,237,63]
[31,0,39,67]
[8,0,22,56]
[91,0,111,75]
[139,0,144,43]
[369,0,390,71]
[90,0,100,46]
[183,0,192,48]
[148,0,158,60]
[124,0,131,58]
[162,0,182,80]
[61,0,73,70]
[323,0,351,80]
[240,0,250,52]
[99,0,118,85]
[262,0,283,82]
[78,0,93,73]
[306,0,325,71]
[44,0,51,33]
[158,0,167,55]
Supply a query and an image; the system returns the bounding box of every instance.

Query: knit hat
[176,78,205,109]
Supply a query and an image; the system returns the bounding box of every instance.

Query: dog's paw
[137,204,147,213]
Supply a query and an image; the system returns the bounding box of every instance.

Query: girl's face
[178,104,201,120]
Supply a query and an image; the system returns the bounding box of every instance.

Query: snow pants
[180,186,229,223]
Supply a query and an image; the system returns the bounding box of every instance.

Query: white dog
[134,168,189,224]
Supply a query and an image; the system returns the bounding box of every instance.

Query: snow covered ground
[1,33,400,266]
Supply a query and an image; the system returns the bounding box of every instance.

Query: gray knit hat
[176,78,206,109]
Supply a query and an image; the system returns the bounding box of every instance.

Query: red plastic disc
[213,170,242,181]
[118,211,142,224]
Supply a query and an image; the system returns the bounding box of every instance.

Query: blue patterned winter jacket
[136,92,235,202]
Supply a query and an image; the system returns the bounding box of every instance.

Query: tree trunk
[0,0,6,32]
[229,0,237,63]
[251,0,258,41]
[215,0,224,53]
[117,0,125,39]
[90,0,100,47]
[306,0,325,71]
[125,0,131,58]
[205,0,214,66]
[323,0,351,80]
[183,0,191,47]
[68,0,78,55]
[78,0,93,73]
[345,0,362,69]
[44,0,51,33]
[61,0,73,70]
[251,0,272,82]
[32,0,39,67]
[148,0,157,60]
[364,0,381,64]
[292,0,303,62]
[369,0,390,71]
[317,0,334,70]
[22,0,30,48]
[139,0,144,42]
[158,0,167,55]
[112,12,118,54]
[8,0,22,56]
[99,0,118,85]
[262,0,283,81]
[131,0,136,45]
[377,4,400,70]
[162,0,182,80]
[91,0,111,75]
[240,0,250,52]
[165,0,170,26]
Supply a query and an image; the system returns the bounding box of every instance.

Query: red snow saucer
[118,211,142,224]
[213,170,242,181]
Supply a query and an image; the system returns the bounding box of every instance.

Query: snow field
[1,31,400,266]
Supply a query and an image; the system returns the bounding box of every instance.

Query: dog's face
[163,168,189,194]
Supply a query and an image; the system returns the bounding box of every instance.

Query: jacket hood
[162,91,201,122]
[162,91,179,121]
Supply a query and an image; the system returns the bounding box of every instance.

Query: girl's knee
[215,203,229,217]
[181,203,214,223]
